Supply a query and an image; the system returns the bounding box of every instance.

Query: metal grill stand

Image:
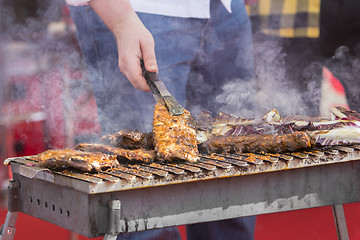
[0,169,356,240]
[104,200,121,240]
[0,181,19,240]
[0,182,352,240]
[333,205,350,240]
[1,145,360,239]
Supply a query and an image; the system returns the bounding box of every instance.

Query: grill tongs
[141,60,184,116]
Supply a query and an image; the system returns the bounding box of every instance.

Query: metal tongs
[141,60,184,116]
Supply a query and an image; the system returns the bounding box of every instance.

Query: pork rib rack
[153,101,199,162]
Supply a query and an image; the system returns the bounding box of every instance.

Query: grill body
[8,145,360,238]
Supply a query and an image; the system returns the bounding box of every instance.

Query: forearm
[88,0,157,91]
[89,0,136,36]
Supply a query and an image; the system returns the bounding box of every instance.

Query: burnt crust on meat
[153,101,199,162]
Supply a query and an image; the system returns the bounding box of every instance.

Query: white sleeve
[65,0,91,6]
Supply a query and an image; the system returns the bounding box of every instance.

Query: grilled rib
[100,130,154,149]
[153,101,199,162]
[200,131,312,154]
[75,143,155,163]
[37,149,119,172]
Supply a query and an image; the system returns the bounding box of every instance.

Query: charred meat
[75,143,155,163]
[153,101,199,162]
[200,131,312,154]
[37,149,118,172]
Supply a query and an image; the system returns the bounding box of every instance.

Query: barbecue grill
[1,144,360,239]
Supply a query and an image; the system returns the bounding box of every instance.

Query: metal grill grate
[7,144,360,193]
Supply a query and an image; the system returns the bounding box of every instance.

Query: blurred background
[0,0,359,239]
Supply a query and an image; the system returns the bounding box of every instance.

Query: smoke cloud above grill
[215,80,257,119]
[250,32,323,118]
[209,33,320,120]
[0,1,102,149]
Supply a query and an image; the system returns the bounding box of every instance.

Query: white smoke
[216,79,258,119]
[251,33,323,118]
[0,0,99,149]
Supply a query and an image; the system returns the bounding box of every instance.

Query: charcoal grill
[1,145,360,239]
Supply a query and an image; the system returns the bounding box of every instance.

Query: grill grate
[8,144,360,190]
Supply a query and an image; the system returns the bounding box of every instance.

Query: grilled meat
[200,131,312,154]
[37,149,118,172]
[195,107,360,147]
[100,130,154,149]
[37,105,360,174]
[195,109,282,143]
[75,143,155,163]
[153,101,199,162]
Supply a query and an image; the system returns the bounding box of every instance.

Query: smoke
[255,38,296,115]
[0,1,99,149]
[212,34,309,120]
[0,0,63,36]
[187,29,325,121]
[249,32,323,118]
[215,79,258,119]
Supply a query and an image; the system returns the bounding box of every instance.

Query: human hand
[114,12,158,91]
[90,0,158,91]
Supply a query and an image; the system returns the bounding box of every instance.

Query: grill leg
[0,212,18,240]
[0,181,20,240]
[332,204,350,240]
[104,200,121,240]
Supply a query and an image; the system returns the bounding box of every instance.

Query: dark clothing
[187,217,256,240]
[319,0,360,57]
